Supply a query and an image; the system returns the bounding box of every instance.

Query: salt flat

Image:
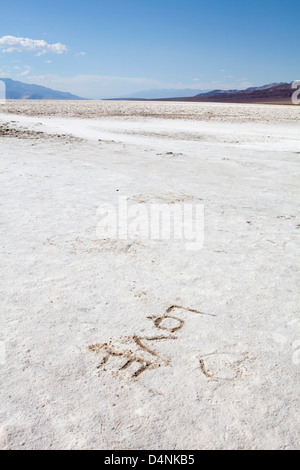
[0,101,299,449]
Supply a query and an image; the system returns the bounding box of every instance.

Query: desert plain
[0,100,299,449]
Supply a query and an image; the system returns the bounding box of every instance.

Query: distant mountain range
[158,82,294,104]
[0,78,295,104]
[108,82,295,103]
[0,78,84,100]
[113,88,211,100]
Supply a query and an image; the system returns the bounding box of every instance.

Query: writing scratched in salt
[88,305,214,379]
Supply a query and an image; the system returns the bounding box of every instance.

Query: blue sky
[0,0,299,98]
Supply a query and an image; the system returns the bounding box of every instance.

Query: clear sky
[0,0,299,98]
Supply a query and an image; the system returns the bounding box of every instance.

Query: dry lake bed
[0,100,299,449]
